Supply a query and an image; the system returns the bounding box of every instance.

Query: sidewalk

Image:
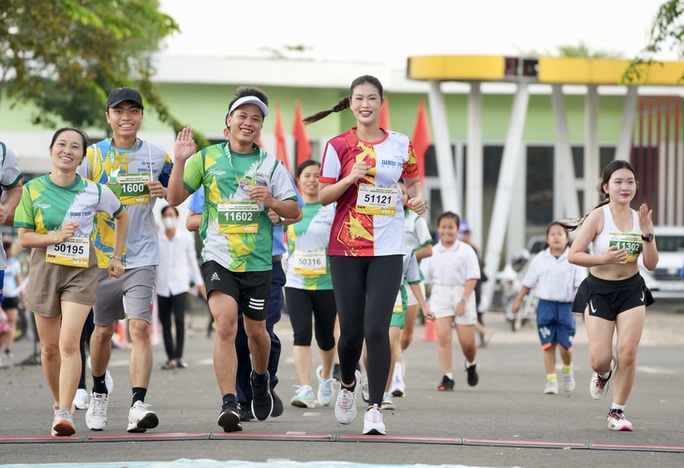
[1,305,683,468]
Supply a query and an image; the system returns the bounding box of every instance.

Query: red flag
[292,100,311,169]
[379,97,391,130]
[411,100,431,184]
[274,103,290,173]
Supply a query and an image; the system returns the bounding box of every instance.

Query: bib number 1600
[121,183,145,194]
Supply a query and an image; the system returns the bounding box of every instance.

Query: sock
[599,371,611,379]
[611,403,625,412]
[92,374,108,394]
[445,372,454,380]
[222,393,236,408]
[131,387,147,406]
[465,360,476,368]
[252,371,268,385]
[562,364,573,374]
[547,373,558,382]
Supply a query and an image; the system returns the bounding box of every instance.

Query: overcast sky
[158,0,676,67]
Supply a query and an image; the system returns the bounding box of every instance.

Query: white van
[639,226,684,298]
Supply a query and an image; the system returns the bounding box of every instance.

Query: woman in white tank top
[565,160,659,432]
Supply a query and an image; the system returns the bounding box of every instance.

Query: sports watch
[641,233,654,243]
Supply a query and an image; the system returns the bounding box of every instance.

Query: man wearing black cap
[78,86,173,433]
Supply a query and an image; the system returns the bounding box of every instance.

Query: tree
[0,0,209,146]
[624,0,684,83]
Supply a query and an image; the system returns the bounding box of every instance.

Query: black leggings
[330,255,403,406]
[285,288,337,350]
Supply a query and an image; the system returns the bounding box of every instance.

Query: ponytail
[303,97,350,125]
[557,197,610,231]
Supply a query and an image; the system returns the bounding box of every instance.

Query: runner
[167,86,300,432]
[566,159,658,431]
[78,87,173,433]
[14,127,128,436]
[304,75,427,435]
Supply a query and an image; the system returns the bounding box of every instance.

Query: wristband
[459,298,467,304]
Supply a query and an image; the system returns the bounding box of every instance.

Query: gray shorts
[93,265,157,326]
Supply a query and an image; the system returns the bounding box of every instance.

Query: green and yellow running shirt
[78,139,173,269]
[183,142,298,272]
[14,173,123,244]
[285,202,335,290]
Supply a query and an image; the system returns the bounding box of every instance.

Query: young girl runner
[14,127,128,436]
[512,222,586,394]
[421,212,480,391]
[566,160,658,431]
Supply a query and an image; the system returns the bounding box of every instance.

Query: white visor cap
[228,96,269,118]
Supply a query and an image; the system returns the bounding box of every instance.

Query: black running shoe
[250,371,273,421]
[465,362,479,387]
[438,375,455,391]
[217,401,243,432]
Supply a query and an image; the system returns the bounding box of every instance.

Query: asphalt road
[1,302,683,468]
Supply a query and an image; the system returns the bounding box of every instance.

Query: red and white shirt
[319,128,418,257]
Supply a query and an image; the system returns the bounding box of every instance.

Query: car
[639,226,684,299]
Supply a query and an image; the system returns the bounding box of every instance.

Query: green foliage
[0,0,209,147]
[623,0,684,83]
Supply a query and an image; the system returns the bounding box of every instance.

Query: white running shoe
[85,392,109,431]
[607,409,633,431]
[381,392,396,410]
[290,385,316,408]
[362,404,386,435]
[127,401,159,433]
[52,408,75,437]
[544,380,559,395]
[335,370,361,425]
[563,369,576,392]
[73,388,90,410]
[316,365,334,407]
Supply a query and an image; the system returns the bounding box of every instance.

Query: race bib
[292,250,327,275]
[356,184,398,216]
[609,232,643,263]
[108,174,150,205]
[218,202,260,234]
[46,236,90,268]
[393,291,403,313]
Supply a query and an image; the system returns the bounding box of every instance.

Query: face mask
[162,217,177,230]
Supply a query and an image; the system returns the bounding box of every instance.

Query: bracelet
[112,255,122,261]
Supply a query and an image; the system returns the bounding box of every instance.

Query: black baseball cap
[106,87,144,110]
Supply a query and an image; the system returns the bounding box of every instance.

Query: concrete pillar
[467,81,484,248]
[428,81,460,213]
[481,83,530,311]
[551,85,580,220]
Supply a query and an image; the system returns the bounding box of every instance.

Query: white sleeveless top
[592,204,643,263]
